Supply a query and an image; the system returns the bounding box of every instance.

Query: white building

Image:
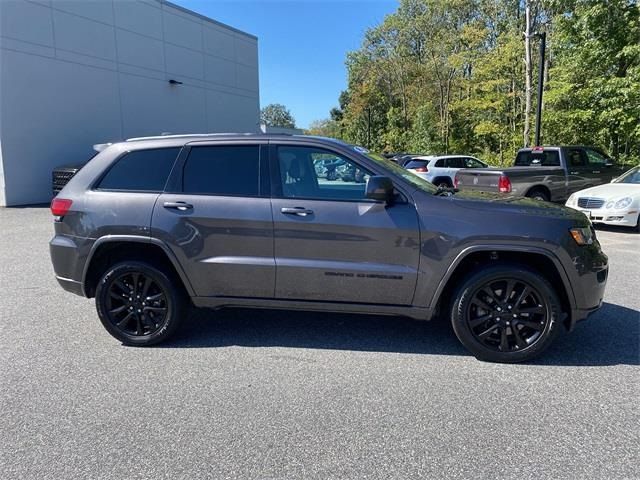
[0,0,260,206]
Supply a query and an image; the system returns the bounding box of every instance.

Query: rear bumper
[55,275,84,296]
[50,234,93,297]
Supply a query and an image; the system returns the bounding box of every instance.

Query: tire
[450,264,562,363]
[635,213,640,233]
[526,188,550,202]
[435,178,453,189]
[95,261,186,346]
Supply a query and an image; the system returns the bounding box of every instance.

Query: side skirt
[191,296,432,321]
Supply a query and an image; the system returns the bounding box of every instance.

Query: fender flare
[81,235,196,297]
[525,184,551,198]
[429,244,577,312]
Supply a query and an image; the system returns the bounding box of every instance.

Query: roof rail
[125,133,256,142]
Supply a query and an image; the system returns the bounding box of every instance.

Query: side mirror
[366,176,394,203]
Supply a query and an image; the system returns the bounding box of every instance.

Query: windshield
[362,151,438,193]
[613,165,640,184]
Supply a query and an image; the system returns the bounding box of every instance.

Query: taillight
[51,198,73,216]
[454,174,460,188]
[414,166,428,172]
[498,175,512,193]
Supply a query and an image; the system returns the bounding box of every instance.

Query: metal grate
[577,197,605,209]
[52,170,78,195]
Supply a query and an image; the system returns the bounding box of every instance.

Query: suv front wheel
[95,261,186,346]
[451,264,562,363]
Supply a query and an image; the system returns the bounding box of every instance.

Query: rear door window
[446,158,465,168]
[182,145,260,196]
[97,148,180,191]
[567,149,587,167]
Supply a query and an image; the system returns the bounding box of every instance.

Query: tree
[331,0,639,164]
[305,119,341,138]
[260,103,296,128]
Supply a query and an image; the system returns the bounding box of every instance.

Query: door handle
[570,171,579,175]
[281,207,314,216]
[592,170,601,174]
[163,201,193,211]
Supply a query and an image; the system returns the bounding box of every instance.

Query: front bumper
[565,241,608,330]
[574,207,639,228]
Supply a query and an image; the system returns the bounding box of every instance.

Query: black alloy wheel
[105,271,168,337]
[95,261,185,346]
[466,278,548,353]
[451,264,562,363]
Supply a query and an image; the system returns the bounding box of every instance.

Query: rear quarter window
[97,148,180,192]
[405,160,429,169]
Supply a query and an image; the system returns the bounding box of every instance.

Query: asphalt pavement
[1,207,638,479]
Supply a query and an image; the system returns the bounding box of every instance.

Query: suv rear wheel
[450,264,562,363]
[95,261,186,346]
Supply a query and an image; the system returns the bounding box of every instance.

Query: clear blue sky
[174,0,397,129]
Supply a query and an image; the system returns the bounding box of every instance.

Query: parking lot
[1,207,638,479]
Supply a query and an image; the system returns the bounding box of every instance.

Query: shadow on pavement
[162,302,639,366]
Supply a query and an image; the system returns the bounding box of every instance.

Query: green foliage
[260,103,296,128]
[315,0,640,164]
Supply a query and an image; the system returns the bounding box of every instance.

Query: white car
[565,165,640,231]
[404,155,488,188]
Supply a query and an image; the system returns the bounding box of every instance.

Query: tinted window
[278,146,372,201]
[183,145,260,196]
[585,148,609,166]
[446,158,465,168]
[464,157,486,168]
[97,148,179,191]
[435,159,445,167]
[405,160,429,169]
[515,150,560,166]
[567,149,587,167]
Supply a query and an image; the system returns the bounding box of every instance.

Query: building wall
[0,0,259,206]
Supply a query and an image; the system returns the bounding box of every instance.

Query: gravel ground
[1,207,638,480]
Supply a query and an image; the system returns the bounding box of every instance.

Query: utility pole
[523,1,533,147]
[534,31,546,147]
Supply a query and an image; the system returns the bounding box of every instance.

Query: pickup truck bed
[454,146,624,202]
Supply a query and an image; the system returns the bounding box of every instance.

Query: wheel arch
[430,246,576,330]
[432,176,453,187]
[525,184,551,199]
[82,236,195,298]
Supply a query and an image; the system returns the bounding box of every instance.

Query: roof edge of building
[161,0,258,41]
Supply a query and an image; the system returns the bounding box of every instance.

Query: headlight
[605,200,615,209]
[614,197,632,209]
[566,194,577,206]
[569,227,594,246]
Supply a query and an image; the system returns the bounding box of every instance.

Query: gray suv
[50,134,608,363]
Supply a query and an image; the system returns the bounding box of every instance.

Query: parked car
[565,165,640,231]
[51,143,110,195]
[391,153,422,167]
[405,155,489,188]
[455,146,625,202]
[50,134,608,363]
